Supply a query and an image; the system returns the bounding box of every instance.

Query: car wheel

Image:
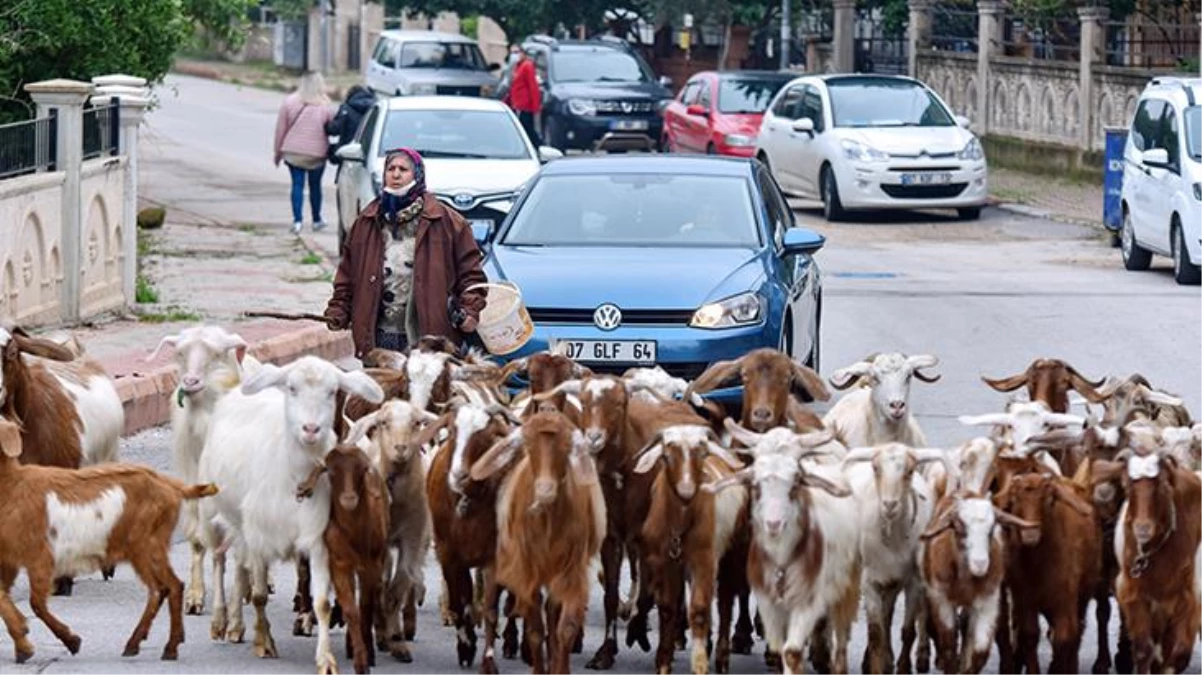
[706,143,717,155]
[821,165,846,222]
[1172,217,1201,285]
[1120,207,1152,271]
[957,206,982,220]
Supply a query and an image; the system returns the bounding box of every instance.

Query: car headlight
[690,292,763,329]
[407,83,436,95]
[958,137,984,161]
[567,98,597,116]
[724,133,754,147]
[1193,182,1202,201]
[840,139,889,162]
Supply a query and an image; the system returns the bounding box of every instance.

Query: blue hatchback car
[474,155,825,405]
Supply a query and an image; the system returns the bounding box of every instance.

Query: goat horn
[829,360,872,391]
[483,403,522,426]
[147,334,181,362]
[531,379,582,401]
[841,446,877,465]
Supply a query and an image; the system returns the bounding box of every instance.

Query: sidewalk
[172,57,364,100]
[988,167,1105,228]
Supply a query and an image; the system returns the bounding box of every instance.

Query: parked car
[476,154,825,406]
[661,70,795,157]
[520,35,673,152]
[332,95,563,249]
[365,29,500,98]
[754,74,988,221]
[1119,76,1201,285]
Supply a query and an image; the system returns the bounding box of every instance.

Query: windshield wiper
[595,76,637,82]
[415,150,492,159]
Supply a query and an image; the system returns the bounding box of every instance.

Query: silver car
[365,29,501,98]
[333,95,563,249]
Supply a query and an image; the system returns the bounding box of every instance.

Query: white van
[365,29,500,98]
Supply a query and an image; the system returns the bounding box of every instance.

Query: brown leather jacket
[324,194,488,358]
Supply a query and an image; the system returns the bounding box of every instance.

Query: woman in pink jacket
[273,71,334,234]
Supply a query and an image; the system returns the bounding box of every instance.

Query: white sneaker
[312,221,327,232]
[291,221,303,234]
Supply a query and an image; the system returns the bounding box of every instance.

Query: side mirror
[1142,147,1170,168]
[489,62,502,72]
[781,227,825,255]
[954,114,971,128]
[471,221,494,245]
[537,146,564,163]
[658,75,673,89]
[791,117,815,134]
[686,104,708,117]
[336,142,365,163]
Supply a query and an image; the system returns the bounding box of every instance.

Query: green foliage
[138,307,202,323]
[135,274,160,304]
[183,0,257,50]
[461,14,480,38]
[272,0,315,21]
[300,251,323,265]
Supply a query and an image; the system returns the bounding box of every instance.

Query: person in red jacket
[507,48,542,146]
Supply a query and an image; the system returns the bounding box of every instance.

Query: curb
[992,201,1106,232]
[114,324,353,437]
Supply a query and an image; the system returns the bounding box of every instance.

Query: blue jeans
[287,162,325,223]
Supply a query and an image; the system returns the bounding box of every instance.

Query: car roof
[379,29,477,44]
[539,155,755,178]
[1143,76,1201,107]
[383,96,513,112]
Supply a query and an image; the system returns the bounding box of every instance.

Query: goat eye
[288,385,298,396]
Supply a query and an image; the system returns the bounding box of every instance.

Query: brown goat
[0,419,218,663]
[501,350,590,416]
[471,410,606,674]
[0,327,85,468]
[981,357,1106,413]
[688,347,829,433]
[995,471,1102,673]
[1097,373,1194,429]
[1093,451,1201,674]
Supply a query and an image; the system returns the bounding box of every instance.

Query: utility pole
[780,0,791,69]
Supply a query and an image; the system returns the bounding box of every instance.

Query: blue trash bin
[1103,127,1128,233]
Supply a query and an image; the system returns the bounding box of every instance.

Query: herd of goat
[0,321,1198,675]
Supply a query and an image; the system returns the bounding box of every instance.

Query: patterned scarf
[380,147,427,225]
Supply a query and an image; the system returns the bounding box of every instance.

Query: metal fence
[931,5,979,53]
[348,23,361,71]
[0,113,57,180]
[1002,15,1080,61]
[1106,20,1200,68]
[855,9,909,74]
[82,101,120,161]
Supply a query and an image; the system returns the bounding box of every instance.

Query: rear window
[502,173,760,248]
[827,77,954,128]
[718,77,793,114]
[1185,105,1200,162]
[552,49,650,83]
[398,41,487,70]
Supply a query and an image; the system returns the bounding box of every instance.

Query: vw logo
[620,101,632,113]
[453,192,474,209]
[593,303,622,331]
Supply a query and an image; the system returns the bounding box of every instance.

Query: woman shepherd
[324,148,488,358]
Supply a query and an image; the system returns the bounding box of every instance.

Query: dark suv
[522,35,673,152]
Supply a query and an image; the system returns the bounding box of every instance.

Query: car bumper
[495,321,770,405]
[832,159,989,210]
[716,142,757,158]
[560,115,663,151]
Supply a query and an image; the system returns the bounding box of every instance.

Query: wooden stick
[243,310,334,324]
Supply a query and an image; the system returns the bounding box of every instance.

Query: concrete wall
[79,158,127,317]
[0,172,67,325]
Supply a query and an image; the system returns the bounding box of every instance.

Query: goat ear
[920,509,955,540]
[497,357,529,384]
[829,361,872,390]
[345,410,381,446]
[703,467,753,494]
[339,370,386,405]
[146,334,181,362]
[689,358,743,395]
[633,443,664,475]
[705,440,744,470]
[981,371,1028,393]
[799,470,852,498]
[13,334,75,362]
[0,420,22,458]
[241,363,288,395]
[470,430,524,481]
[790,361,830,402]
[410,411,454,452]
[1051,481,1094,516]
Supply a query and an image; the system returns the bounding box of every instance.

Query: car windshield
[553,50,649,83]
[398,41,487,70]
[718,77,792,114]
[828,77,955,128]
[1186,105,1201,162]
[501,173,760,247]
[378,109,530,160]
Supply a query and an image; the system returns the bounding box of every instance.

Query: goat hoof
[225,625,245,643]
[15,647,34,664]
[441,610,456,627]
[503,634,519,660]
[897,656,912,674]
[293,612,315,636]
[916,652,930,673]
[626,616,651,652]
[731,631,754,655]
[122,643,140,657]
[715,652,730,674]
[617,599,634,621]
[184,595,204,616]
[101,565,116,581]
[481,655,499,674]
[53,577,74,597]
[586,640,616,670]
[317,652,338,674]
[457,640,477,668]
[391,644,413,663]
[764,649,782,673]
[161,645,179,661]
[329,601,345,629]
[253,637,279,658]
[63,634,81,655]
[210,616,227,641]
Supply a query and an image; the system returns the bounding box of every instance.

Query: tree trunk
[718,20,733,70]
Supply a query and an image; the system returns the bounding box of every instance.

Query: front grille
[526,308,694,325]
[595,99,655,115]
[887,165,961,172]
[889,151,957,159]
[880,183,968,199]
[435,85,481,96]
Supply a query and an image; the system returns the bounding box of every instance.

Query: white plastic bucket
[468,282,534,355]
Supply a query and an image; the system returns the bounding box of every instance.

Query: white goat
[843,443,944,674]
[149,325,250,615]
[959,400,1085,474]
[823,353,940,448]
[198,356,384,673]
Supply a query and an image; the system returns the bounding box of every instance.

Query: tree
[0,0,254,122]
[389,0,646,42]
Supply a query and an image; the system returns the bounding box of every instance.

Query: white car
[365,29,500,98]
[1119,76,1201,285]
[753,74,988,221]
[333,96,563,248]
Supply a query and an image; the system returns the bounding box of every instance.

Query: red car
[661,70,795,157]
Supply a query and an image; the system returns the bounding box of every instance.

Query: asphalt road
[6,74,1200,674]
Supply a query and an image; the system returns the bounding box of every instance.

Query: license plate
[900,172,952,186]
[552,339,656,364]
[468,218,492,228]
[610,119,648,131]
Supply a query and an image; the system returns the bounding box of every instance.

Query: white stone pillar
[977,0,1004,137]
[908,0,933,78]
[832,0,857,73]
[1077,6,1108,153]
[25,79,93,324]
[91,74,150,309]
